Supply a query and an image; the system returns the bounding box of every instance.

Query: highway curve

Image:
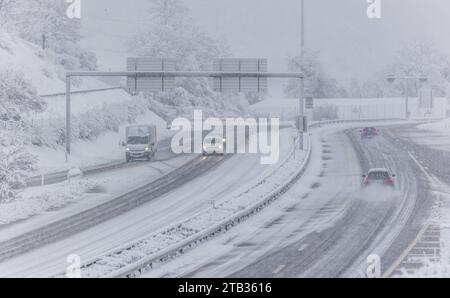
[148,123,434,278]
[234,125,432,277]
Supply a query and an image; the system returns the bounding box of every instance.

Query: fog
[81,0,450,88]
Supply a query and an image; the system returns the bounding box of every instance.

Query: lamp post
[298,0,306,150]
[301,0,305,51]
[386,75,428,119]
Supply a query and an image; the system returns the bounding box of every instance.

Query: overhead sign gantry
[65,65,305,158]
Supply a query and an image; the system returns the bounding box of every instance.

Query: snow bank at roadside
[418,118,450,136]
[0,179,100,225]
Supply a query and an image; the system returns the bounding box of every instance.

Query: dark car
[362,168,396,188]
[360,127,379,138]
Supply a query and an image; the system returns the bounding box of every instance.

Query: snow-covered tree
[384,39,450,97]
[0,0,16,27]
[128,0,229,95]
[0,121,36,203]
[127,0,259,118]
[129,0,229,74]
[0,69,40,202]
[361,80,384,98]
[1,0,97,73]
[284,49,341,98]
[0,143,35,203]
[0,69,46,120]
[348,79,362,98]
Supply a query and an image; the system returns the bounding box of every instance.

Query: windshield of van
[204,137,219,146]
[127,136,149,145]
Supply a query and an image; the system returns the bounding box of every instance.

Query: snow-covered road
[0,121,435,278]
[143,122,432,278]
[0,129,296,277]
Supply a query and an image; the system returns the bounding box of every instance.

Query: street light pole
[66,75,71,160]
[298,0,306,150]
[404,78,409,119]
[301,0,305,51]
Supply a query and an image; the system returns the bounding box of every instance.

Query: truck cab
[124,125,157,162]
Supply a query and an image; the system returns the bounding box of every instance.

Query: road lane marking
[272,265,286,275]
[407,151,436,184]
[382,224,430,278]
[381,151,445,277]
[298,244,307,252]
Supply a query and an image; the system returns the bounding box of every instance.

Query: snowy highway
[0,129,296,277]
[143,123,434,278]
[0,121,444,278]
[3,0,450,284]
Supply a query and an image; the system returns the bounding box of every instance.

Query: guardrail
[98,137,312,278]
[309,118,405,128]
[107,117,426,278]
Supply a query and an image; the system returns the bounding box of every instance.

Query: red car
[360,127,379,138]
[362,168,396,188]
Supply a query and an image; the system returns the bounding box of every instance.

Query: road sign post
[305,96,314,109]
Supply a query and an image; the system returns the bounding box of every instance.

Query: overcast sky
[80,0,450,89]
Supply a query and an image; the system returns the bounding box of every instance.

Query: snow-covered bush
[32,95,152,147]
[0,179,100,225]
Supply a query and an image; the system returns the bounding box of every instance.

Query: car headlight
[145,147,149,151]
[126,147,130,151]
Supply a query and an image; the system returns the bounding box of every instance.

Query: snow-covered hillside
[0,30,106,95]
[0,29,169,175]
